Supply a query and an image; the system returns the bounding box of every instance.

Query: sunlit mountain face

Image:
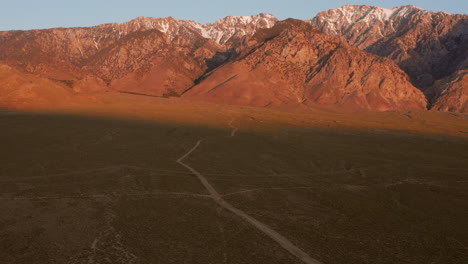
[0,5,466,112]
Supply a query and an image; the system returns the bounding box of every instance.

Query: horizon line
[0,4,461,32]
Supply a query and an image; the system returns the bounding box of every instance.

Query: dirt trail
[0,191,210,201]
[222,186,314,197]
[228,117,239,137]
[176,117,323,264]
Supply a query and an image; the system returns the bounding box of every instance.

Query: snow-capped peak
[308,4,436,49]
[330,5,427,22]
[203,13,278,45]
[112,13,278,45]
[309,4,429,35]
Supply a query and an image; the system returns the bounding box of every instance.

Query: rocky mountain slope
[83,29,222,96]
[309,5,468,111]
[203,13,278,46]
[0,6,466,112]
[0,13,277,65]
[0,14,277,96]
[431,70,468,112]
[0,64,89,109]
[183,20,427,111]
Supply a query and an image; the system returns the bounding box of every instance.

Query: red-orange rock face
[0,14,277,97]
[431,70,468,113]
[0,7,465,112]
[183,20,427,111]
[82,29,223,96]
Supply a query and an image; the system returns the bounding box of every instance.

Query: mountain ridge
[183,19,427,111]
[0,5,466,112]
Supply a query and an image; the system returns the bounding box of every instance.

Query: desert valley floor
[1,95,467,264]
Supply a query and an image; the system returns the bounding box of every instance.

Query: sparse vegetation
[0,104,467,264]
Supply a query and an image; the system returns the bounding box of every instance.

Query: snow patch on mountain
[116,13,278,45]
[311,5,428,29]
[308,5,431,41]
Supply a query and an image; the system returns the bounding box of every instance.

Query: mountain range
[0,5,467,112]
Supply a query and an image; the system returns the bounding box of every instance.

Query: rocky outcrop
[83,29,222,96]
[431,70,468,113]
[183,20,427,111]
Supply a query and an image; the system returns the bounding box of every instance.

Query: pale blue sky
[1,0,466,31]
